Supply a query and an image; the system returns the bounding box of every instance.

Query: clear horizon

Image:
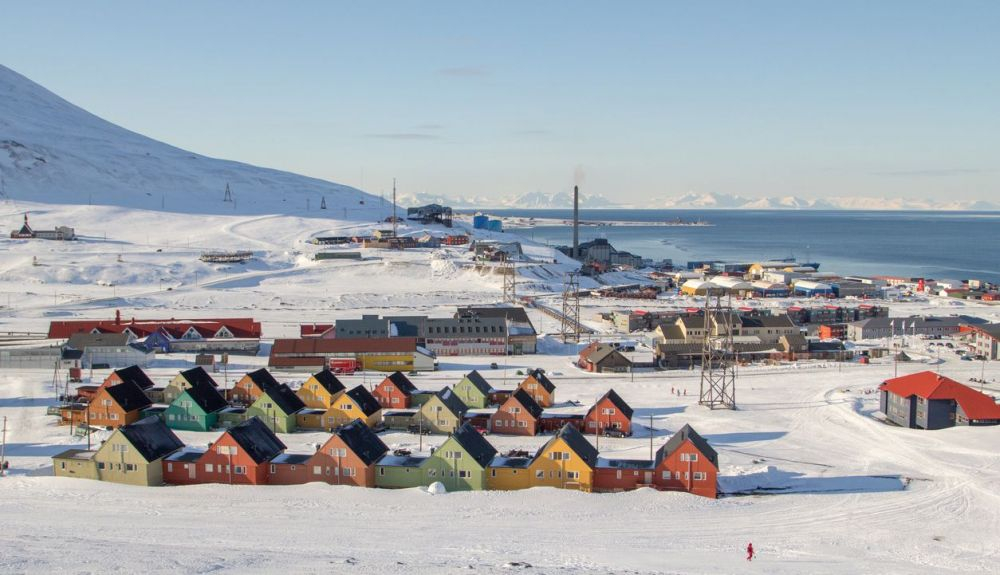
[4,1,999,203]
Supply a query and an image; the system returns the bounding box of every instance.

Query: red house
[489,389,543,436]
[652,424,718,498]
[372,371,418,408]
[583,389,634,436]
[594,459,656,492]
[162,417,286,486]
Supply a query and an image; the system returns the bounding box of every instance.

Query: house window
[496,420,505,427]
[675,471,681,480]
[234,466,246,475]
[343,467,355,477]
[588,421,597,429]
[60,461,66,469]
[428,468,437,477]
[680,453,698,462]
[517,421,527,428]
[535,470,544,479]
[693,472,707,481]
[97,462,105,470]
[567,471,579,480]
[167,463,173,472]
[508,407,521,414]
[125,463,137,472]
[112,444,128,453]
[616,469,622,479]
[459,470,470,478]
[391,397,399,404]
[206,464,214,472]
[109,413,119,421]
[379,468,385,476]
[491,469,496,477]
[270,464,276,473]
[601,408,616,415]
[549,452,570,461]
[313,466,322,475]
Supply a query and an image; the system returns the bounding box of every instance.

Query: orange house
[583,389,634,436]
[231,368,280,404]
[270,419,388,487]
[86,381,152,429]
[163,417,286,486]
[372,371,418,409]
[489,389,543,435]
[100,365,155,392]
[517,369,556,408]
[652,424,719,498]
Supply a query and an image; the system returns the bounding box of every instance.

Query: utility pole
[392,178,398,238]
[2,416,8,476]
[649,414,654,460]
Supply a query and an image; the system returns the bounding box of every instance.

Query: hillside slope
[0,64,382,217]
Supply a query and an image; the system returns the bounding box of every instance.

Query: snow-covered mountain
[658,191,999,211]
[0,65,383,217]
[398,190,620,209]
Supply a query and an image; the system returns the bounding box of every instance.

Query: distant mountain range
[401,190,1000,211]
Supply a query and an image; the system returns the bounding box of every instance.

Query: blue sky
[3,1,999,202]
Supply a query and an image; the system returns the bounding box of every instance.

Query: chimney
[115,309,121,325]
[573,185,580,259]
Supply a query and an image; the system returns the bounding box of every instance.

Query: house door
[188,464,196,480]
[644,471,652,484]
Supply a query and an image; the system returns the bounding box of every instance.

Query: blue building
[487,219,503,232]
[473,214,489,229]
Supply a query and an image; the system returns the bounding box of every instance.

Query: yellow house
[527,424,599,492]
[487,456,533,490]
[296,370,346,409]
[163,366,220,404]
[52,416,184,486]
[415,388,468,434]
[321,385,382,429]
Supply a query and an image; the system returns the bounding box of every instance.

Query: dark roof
[346,385,382,417]
[525,369,555,394]
[655,424,718,467]
[336,419,389,466]
[245,368,280,391]
[182,379,229,414]
[226,417,287,464]
[259,383,306,415]
[386,371,417,394]
[179,366,218,388]
[434,387,468,417]
[463,370,494,395]
[741,315,795,329]
[104,381,152,412]
[311,369,346,395]
[66,332,131,349]
[596,458,653,469]
[450,422,498,468]
[113,365,155,390]
[536,424,598,467]
[656,342,703,355]
[509,388,543,419]
[588,389,634,420]
[118,415,184,462]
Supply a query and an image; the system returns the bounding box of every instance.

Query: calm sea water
[490,209,1000,283]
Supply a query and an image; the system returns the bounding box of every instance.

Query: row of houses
[846,315,989,341]
[54,364,632,439]
[54,415,719,497]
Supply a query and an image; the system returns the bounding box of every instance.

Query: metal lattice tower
[699,292,737,410]
[223,183,233,202]
[501,255,517,304]
[560,272,581,343]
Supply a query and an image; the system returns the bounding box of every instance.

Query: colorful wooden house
[318,385,382,429]
[53,415,184,486]
[231,368,280,404]
[372,371,418,408]
[295,369,346,409]
[101,365,156,392]
[593,458,655,493]
[528,424,599,492]
[422,423,497,491]
[415,387,468,434]
[162,417,286,486]
[583,389,634,436]
[489,388,543,436]
[518,369,556,407]
[486,454,533,490]
[163,378,229,431]
[86,381,152,429]
[271,419,389,486]
[454,370,495,408]
[164,366,219,404]
[652,424,719,498]
[374,452,431,489]
[246,383,306,433]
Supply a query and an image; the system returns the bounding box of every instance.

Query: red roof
[299,324,334,337]
[881,371,1000,420]
[48,317,261,339]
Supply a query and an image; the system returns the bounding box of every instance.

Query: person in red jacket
[746,542,755,561]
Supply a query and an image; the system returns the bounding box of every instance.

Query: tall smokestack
[573,185,580,259]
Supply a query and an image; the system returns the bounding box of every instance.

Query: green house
[246,383,305,433]
[423,423,497,491]
[453,370,494,408]
[375,453,430,489]
[415,387,468,434]
[163,380,229,431]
